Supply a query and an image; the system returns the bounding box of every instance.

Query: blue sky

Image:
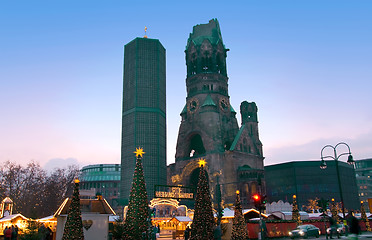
[1,1,371,170]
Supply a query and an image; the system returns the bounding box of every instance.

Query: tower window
[243,138,247,152]
[188,134,206,157]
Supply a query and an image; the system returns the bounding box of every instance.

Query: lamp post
[320,142,354,219]
[215,174,223,225]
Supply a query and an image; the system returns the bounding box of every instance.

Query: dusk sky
[1,1,371,171]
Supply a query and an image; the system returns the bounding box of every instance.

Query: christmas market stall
[54,194,116,240]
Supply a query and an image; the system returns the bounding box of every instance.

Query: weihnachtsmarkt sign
[154,185,194,200]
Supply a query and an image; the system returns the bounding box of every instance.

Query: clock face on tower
[219,97,229,111]
[187,98,199,113]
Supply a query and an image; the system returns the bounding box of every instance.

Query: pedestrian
[3,226,8,236]
[11,225,18,240]
[213,225,222,240]
[348,211,360,240]
[5,226,12,240]
[45,226,52,240]
[184,226,190,240]
[329,218,339,239]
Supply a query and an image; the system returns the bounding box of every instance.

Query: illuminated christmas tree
[330,198,340,224]
[232,190,249,240]
[123,148,150,240]
[62,179,84,240]
[292,195,302,226]
[361,201,371,231]
[190,159,215,240]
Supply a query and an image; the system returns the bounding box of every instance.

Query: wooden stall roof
[54,198,115,216]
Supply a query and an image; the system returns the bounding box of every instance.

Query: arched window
[202,51,209,72]
[251,183,257,195]
[188,134,206,157]
[216,53,222,74]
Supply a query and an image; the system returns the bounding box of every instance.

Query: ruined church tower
[167,19,265,207]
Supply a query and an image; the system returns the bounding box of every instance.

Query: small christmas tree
[190,159,215,240]
[361,201,371,231]
[19,220,42,240]
[124,148,150,240]
[292,195,302,226]
[330,198,340,224]
[62,179,84,240]
[232,190,249,240]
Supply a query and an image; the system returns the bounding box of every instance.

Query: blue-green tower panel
[120,37,167,203]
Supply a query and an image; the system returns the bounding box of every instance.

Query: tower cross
[144,26,148,38]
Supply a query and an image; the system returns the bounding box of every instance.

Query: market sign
[154,185,195,200]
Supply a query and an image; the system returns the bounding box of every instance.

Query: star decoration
[74,178,80,184]
[198,158,206,167]
[134,147,145,158]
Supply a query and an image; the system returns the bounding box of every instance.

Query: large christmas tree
[62,179,84,240]
[232,190,249,240]
[190,159,215,240]
[124,148,150,240]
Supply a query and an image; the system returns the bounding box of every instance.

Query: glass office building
[80,164,121,206]
[120,37,167,204]
[265,161,359,211]
[355,158,372,211]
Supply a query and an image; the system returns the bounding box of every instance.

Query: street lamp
[320,142,354,219]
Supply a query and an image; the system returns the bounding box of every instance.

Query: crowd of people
[2,224,52,240]
[2,225,18,240]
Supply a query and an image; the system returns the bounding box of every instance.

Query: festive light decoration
[232,191,249,240]
[198,159,206,167]
[124,148,150,240]
[62,179,84,240]
[134,147,145,158]
[292,195,302,226]
[190,163,215,239]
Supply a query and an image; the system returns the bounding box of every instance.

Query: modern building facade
[265,161,359,211]
[168,19,264,208]
[121,37,167,204]
[79,164,121,207]
[355,158,372,211]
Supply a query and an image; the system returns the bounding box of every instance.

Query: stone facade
[167,19,265,208]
